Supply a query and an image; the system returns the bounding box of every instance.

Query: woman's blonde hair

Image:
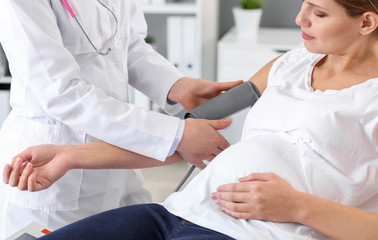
[334,0,378,35]
[334,0,378,16]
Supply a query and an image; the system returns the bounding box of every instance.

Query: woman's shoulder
[267,48,322,87]
[277,47,320,65]
[272,48,319,71]
[269,47,323,76]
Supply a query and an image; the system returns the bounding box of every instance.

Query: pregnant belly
[202,134,307,193]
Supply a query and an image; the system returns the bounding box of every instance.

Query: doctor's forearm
[65,141,184,170]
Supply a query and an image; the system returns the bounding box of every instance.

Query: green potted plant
[240,0,263,9]
[145,36,157,50]
[233,0,264,40]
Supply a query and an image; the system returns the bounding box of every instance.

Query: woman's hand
[3,144,72,192]
[2,141,186,192]
[211,172,304,222]
[168,77,243,111]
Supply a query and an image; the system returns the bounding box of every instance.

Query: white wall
[219,0,302,37]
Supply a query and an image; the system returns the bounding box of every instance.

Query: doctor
[0,0,240,237]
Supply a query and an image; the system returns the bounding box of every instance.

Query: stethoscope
[61,0,119,55]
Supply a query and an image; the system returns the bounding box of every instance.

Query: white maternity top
[162,48,378,240]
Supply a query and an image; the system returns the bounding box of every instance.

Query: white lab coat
[0,0,185,237]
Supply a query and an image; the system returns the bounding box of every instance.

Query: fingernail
[216,200,221,205]
[211,193,216,199]
[26,163,32,169]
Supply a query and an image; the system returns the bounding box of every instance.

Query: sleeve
[266,48,313,88]
[127,0,185,115]
[0,0,180,161]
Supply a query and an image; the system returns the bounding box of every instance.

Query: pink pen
[61,0,77,18]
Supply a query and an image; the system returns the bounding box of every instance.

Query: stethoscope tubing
[60,0,118,55]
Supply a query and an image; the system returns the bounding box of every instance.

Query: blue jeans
[39,204,234,240]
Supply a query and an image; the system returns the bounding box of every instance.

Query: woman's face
[295,0,363,54]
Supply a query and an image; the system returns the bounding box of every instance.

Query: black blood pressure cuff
[185,81,261,120]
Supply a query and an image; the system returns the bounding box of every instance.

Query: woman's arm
[247,56,280,94]
[297,188,378,240]
[58,141,183,169]
[212,173,378,240]
[3,141,183,192]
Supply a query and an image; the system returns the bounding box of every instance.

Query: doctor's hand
[3,145,71,192]
[211,173,304,223]
[176,117,231,169]
[168,77,243,111]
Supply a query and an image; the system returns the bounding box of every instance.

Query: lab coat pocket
[7,119,85,211]
[58,0,116,55]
